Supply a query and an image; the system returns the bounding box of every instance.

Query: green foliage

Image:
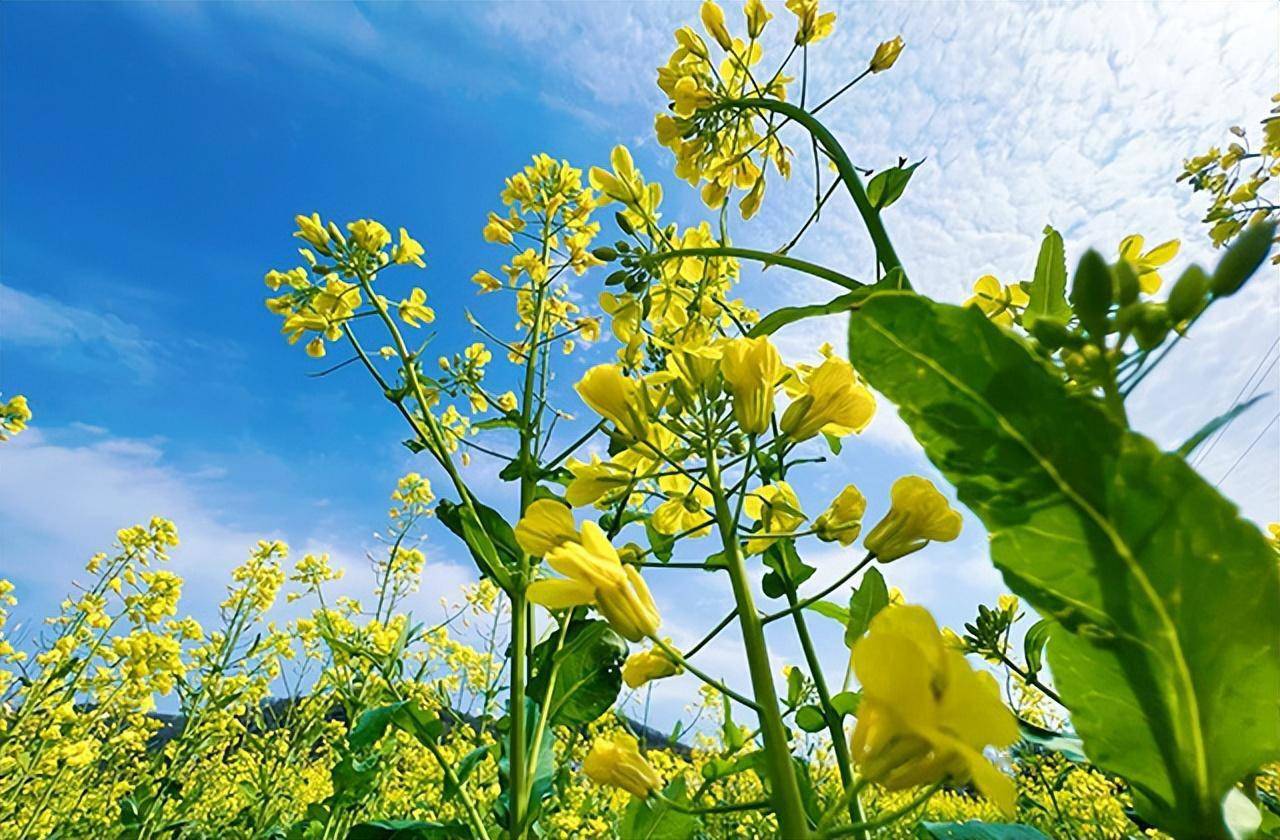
[866,160,924,210]
[348,819,473,839]
[528,619,627,726]
[847,292,1280,837]
[435,499,516,591]
[1022,225,1069,330]
[619,777,701,840]
[917,822,1049,839]
[843,567,888,648]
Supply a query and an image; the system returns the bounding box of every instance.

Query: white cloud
[1,282,159,380]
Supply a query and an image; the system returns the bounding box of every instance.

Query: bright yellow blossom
[347,218,392,253]
[472,269,503,292]
[0,394,32,440]
[743,481,805,554]
[496,391,518,412]
[1118,234,1180,294]
[565,455,637,508]
[964,275,1028,326]
[869,36,905,73]
[293,212,330,251]
[780,356,875,441]
[720,336,784,434]
[814,484,866,546]
[534,521,661,642]
[785,0,836,45]
[575,364,661,446]
[622,644,683,688]
[700,1,733,50]
[514,499,580,557]
[864,476,963,562]
[652,475,713,537]
[744,0,772,38]
[391,227,425,267]
[582,732,663,798]
[398,288,435,328]
[850,604,1018,814]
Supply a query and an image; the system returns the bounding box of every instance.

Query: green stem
[716,98,909,288]
[819,783,942,838]
[647,636,759,712]
[704,447,811,838]
[642,246,864,292]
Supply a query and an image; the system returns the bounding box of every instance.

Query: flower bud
[864,477,962,562]
[869,36,904,73]
[583,733,663,798]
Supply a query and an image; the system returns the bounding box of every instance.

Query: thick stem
[705,451,811,838]
[642,246,864,292]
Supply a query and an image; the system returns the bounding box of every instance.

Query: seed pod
[1167,266,1209,322]
[1113,260,1140,306]
[1030,318,1072,350]
[592,247,618,262]
[1211,221,1276,297]
[1133,303,1170,350]
[1070,250,1113,336]
[615,212,636,235]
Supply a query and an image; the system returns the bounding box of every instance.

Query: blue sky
[3,1,1277,726]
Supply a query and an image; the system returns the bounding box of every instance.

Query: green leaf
[619,777,700,840]
[749,290,866,338]
[495,698,555,824]
[794,705,826,733]
[786,665,805,707]
[830,691,861,718]
[847,293,1280,838]
[472,414,525,433]
[844,566,888,648]
[1016,718,1087,763]
[528,619,627,726]
[348,702,406,751]
[442,745,493,802]
[803,600,849,625]
[762,540,815,599]
[865,160,923,210]
[1022,617,1056,679]
[1023,225,1070,329]
[1175,394,1266,458]
[390,701,444,747]
[917,822,1049,839]
[348,820,473,840]
[701,749,767,781]
[435,499,515,591]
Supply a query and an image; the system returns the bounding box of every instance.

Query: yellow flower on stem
[391,227,425,267]
[575,364,663,446]
[496,391,518,412]
[346,218,392,254]
[652,475,714,537]
[744,0,772,38]
[869,36,905,73]
[864,476,962,562]
[850,604,1018,815]
[514,499,579,557]
[622,644,683,688]
[720,336,784,434]
[743,481,805,555]
[1118,234,1180,294]
[814,484,866,546]
[784,0,835,45]
[0,394,32,440]
[780,356,876,441]
[700,0,733,50]
[397,288,435,328]
[565,455,638,508]
[293,212,330,251]
[582,732,663,798]
[964,275,1028,327]
[472,270,503,293]
[533,521,661,642]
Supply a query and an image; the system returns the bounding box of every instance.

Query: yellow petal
[1142,239,1180,267]
[1118,234,1145,261]
[527,578,596,610]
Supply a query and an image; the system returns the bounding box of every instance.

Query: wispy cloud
[1,282,160,380]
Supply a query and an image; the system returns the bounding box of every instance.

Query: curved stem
[715,98,910,288]
[642,246,864,292]
[647,636,759,712]
[762,553,875,625]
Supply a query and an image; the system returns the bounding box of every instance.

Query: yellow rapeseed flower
[293,212,330,251]
[814,484,866,546]
[398,288,435,328]
[347,219,392,253]
[869,36,905,73]
[785,0,835,45]
[864,476,962,562]
[1118,234,1180,294]
[652,475,713,537]
[850,604,1018,815]
[780,356,875,441]
[964,275,1028,327]
[623,644,683,688]
[744,0,772,38]
[743,481,805,554]
[565,455,637,508]
[720,336,784,434]
[700,0,733,50]
[0,394,32,440]
[391,227,425,267]
[582,732,663,798]
[534,521,661,642]
[575,364,660,446]
[514,499,580,557]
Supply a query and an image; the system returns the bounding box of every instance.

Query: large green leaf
[619,777,700,840]
[528,619,627,726]
[1022,225,1069,329]
[917,822,1048,839]
[846,293,1280,837]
